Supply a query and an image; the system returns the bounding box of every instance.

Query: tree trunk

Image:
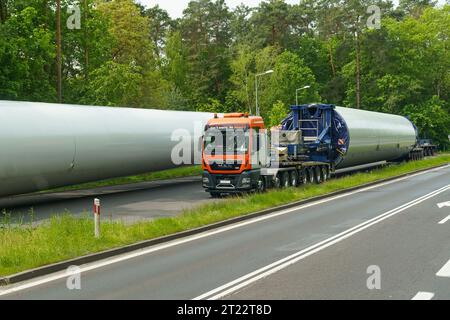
[56,0,62,102]
[272,24,276,46]
[327,41,336,77]
[0,0,7,23]
[355,30,361,109]
[84,0,89,80]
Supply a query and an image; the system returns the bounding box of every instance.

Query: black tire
[274,174,282,189]
[314,166,322,184]
[321,166,329,182]
[256,176,266,193]
[307,168,315,184]
[210,192,221,198]
[300,169,307,185]
[281,171,290,188]
[290,170,299,187]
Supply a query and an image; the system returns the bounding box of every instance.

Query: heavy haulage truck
[201,103,430,197]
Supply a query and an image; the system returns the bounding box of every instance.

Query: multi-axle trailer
[202,104,431,196]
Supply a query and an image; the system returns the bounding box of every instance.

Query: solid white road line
[0,165,448,297]
[412,292,435,300]
[436,259,450,278]
[194,184,450,300]
[438,215,450,225]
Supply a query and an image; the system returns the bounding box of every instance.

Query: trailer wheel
[256,176,266,193]
[281,172,290,188]
[307,168,315,184]
[321,166,329,182]
[314,166,322,184]
[290,170,298,187]
[300,169,307,185]
[274,174,282,189]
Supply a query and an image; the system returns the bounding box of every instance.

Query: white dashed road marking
[412,292,435,300]
[436,259,450,278]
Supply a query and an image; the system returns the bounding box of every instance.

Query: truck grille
[210,162,242,171]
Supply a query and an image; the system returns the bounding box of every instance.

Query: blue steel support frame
[289,104,337,163]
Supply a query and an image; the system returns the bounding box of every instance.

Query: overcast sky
[138,0,447,19]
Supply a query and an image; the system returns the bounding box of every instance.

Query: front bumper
[202,170,259,193]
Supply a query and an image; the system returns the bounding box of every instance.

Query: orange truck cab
[202,113,267,197]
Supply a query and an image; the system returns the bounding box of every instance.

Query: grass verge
[43,166,202,193]
[1,154,449,277]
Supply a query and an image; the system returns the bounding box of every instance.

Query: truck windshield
[204,127,249,156]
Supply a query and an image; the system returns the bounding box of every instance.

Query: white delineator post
[94,198,101,238]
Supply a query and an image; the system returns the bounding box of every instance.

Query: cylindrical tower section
[0,101,213,197]
[335,107,417,168]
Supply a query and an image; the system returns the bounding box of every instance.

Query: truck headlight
[202,177,210,185]
[241,177,251,185]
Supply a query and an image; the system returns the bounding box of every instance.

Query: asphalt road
[0,176,211,224]
[0,162,386,224]
[1,164,449,300]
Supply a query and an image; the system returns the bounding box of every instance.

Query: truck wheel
[281,172,290,188]
[321,166,329,181]
[300,170,307,185]
[314,166,322,184]
[307,168,315,184]
[256,177,266,193]
[274,174,282,189]
[290,170,298,187]
[210,192,221,199]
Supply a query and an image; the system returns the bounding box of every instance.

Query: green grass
[44,166,202,193]
[1,154,449,278]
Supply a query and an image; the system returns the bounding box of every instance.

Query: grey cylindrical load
[335,107,417,168]
[0,101,213,197]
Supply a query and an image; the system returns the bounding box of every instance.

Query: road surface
[1,165,449,300]
[0,176,210,224]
